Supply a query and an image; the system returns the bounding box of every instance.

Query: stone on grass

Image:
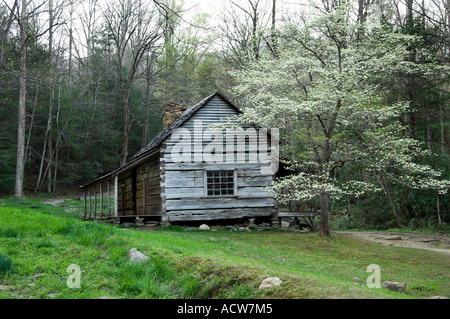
[414,285,432,291]
[258,277,282,289]
[128,248,149,263]
[198,224,210,231]
[383,281,406,293]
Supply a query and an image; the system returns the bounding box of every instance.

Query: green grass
[0,195,448,299]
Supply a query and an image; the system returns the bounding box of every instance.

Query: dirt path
[41,198,72,206]
[335,231,450,256]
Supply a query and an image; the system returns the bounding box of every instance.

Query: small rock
[419,239,439,243]
[144,221,159,226]
[383,281,406,293]
[281,221,290,228]
[225,225,238,232]
[414,285,432,291]
[259,277,282,289]
[427,296,448,299]
[353,277,361,282]
[47,293,59,298]
[184,227,197,232]
[385,236,403,240]
[128,248,149,263]
[198,224,210,231]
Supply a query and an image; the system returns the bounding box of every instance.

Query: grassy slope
[0,195,448,299]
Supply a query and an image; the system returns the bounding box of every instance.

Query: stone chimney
[162,102,191,129]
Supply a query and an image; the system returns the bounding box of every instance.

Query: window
[205,170,236,196]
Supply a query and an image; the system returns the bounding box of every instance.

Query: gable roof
[80,91,241,188]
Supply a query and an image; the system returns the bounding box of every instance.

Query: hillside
[0,196,448,300]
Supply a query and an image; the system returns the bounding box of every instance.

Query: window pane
[206,170,234,197]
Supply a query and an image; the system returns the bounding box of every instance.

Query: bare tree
[218,0,271,67]
[103,0,162,166]
[34,0,66,193]
[4,0,62,198]
[14,0,28,199]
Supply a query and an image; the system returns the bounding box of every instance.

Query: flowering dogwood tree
[231,3,449,236]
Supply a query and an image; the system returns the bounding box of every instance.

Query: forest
[0,0,449,233]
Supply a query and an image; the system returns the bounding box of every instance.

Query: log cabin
[80,92,278,225]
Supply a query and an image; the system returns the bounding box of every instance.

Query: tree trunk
[46,0,54,193]
[142,53,154,148]
[142,85,150,148]
[440,104,445,154]
[14,0,27,200]
[25,84,39,168]
[68,0,73,91]
[436,193,442,226]
[270,0,277,56]
[378,178,402,228]
[120,89,131,166]
[357,0,366,42]
[14,40,26,199]
[47,112,53,193]
[319,191,330,236]
[35,88,53,193]
[52,79,62,193]
[426,107,432,151]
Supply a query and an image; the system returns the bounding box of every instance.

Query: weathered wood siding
[161,95,277,222]
[117,152,162,216]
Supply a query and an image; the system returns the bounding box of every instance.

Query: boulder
[128,248,149,263]
[383,281,406,293]
[258,277,282,289]
[198,224,210,231]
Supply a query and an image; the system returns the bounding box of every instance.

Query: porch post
[100,182,104,218]
[93,184,97,219]
[83,188,87,219]
[88,187,92,219]
[107,179,111,217]
[114,175,118,217]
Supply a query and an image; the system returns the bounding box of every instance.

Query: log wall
[161,95,277,222]
[117,152,162,216]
